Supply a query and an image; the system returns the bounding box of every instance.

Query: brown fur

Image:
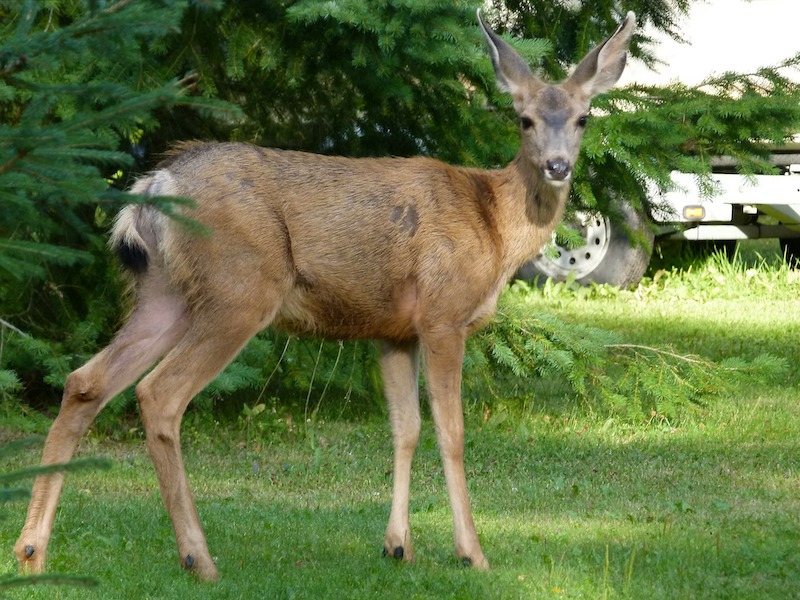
[15,11,635,580]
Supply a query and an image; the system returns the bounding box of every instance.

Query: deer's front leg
[381,340,421,562]
[422,328,489,569]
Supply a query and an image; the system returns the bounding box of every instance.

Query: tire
[779,238,800,268]
[516,203,653,288]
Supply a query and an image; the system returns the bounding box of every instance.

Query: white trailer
[657,152,800,245]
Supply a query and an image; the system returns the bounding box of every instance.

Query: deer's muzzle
[544,159,571,183]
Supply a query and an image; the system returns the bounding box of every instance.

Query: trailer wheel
[779,238,800,268]
[516,204,653,288]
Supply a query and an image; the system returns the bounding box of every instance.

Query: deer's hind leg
[15,274,189,574]
[134,281,290,581]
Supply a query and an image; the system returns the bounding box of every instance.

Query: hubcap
[534,212,611,279]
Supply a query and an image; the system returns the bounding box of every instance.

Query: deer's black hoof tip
[460,556,472,568]
[382,546,404,560]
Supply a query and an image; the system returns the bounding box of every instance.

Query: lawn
[2,241,799,599]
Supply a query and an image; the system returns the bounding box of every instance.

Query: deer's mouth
[544,177,571,189]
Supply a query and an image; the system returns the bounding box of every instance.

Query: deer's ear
[478,10,543,108]
[567,11,636,99]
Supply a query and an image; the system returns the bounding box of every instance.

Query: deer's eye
[520,116,533,130]
[577,115,589,128]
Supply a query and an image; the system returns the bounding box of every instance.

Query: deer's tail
[109,171,175,275]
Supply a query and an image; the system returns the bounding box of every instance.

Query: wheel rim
[533,212,612,279]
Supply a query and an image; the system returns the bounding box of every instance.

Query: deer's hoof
[180,552,219,581]
[15,541,46,575]
[458,553,490,570]
[382,545,404,560]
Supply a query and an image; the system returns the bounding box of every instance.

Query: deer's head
[479,11,635,187]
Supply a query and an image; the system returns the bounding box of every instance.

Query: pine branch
[468,284,789,421]
[606,344,708,365]
[0,319,29,337]
[0,456,112,485]
[0,148,27,176]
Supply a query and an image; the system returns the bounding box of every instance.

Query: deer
[14,10,635,581]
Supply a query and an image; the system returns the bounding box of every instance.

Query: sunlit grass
[3,395,797,598]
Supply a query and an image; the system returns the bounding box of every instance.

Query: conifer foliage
[148,0,534,164]
[0,0,233,405]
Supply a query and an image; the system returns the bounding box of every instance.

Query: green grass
[2,240,799,599]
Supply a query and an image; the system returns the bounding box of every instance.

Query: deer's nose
[545,159,571,181]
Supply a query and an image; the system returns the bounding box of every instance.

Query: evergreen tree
[0,0,234,407]
[141,0,531,165]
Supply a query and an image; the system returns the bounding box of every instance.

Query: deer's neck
[489,152,570,275]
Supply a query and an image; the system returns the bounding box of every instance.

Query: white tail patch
[109,171,175,269]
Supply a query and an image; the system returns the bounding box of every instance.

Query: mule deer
[15,11,635,580]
